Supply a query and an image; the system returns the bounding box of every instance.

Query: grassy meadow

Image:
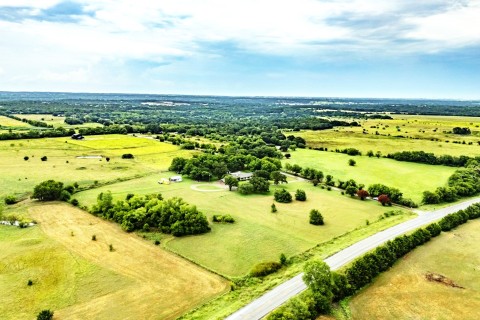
[74,174,413,277]
[0,202,228,320]
[0,134,194,198]
[13,114,102,129]
[284,149,456,203]
[297,114,480,157]
[346,219,480,320]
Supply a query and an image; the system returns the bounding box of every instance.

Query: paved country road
[225,197,480,320]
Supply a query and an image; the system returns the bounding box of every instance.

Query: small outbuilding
[169,176,183,182]
[71,133,84,140]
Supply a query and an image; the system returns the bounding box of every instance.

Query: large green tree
[303,260,333,313]
[32,180,64,201]
[224,175,239,191]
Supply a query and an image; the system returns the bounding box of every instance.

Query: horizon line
[0,90,479,102]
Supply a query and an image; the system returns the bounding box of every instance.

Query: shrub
[92,235,97,241]
[154,240,160,245]
[70,198,79,206]
[271,203,277,213]
[24,156,29,161]
[295,189,307,201]
[309,209,324,225]
[377,194,391,206]
[109,244,114,252]
[274,189,292,203]
[37,310,54,320]
[348,159,356,166]
[41,156,48,161]
[121,153,134,159]
[250,261,282,277]
[27,279,33,286]
[280,253,287,265]
[64,185,75,194]
[357,189,369,200]
[59,190,71,201]
[212,214,235,223]
[238,183,254,195]
[4,195,17,205]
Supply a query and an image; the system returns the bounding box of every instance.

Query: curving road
[226,197,480,320]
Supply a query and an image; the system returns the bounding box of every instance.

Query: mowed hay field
[0,202,228,320]
[347,219,480,320]
[0,134,194,198]
[0,115,33,128]
[13,114,102,129]
[74,174,413,277]
[284,149,456,203]
[297,114,480,157]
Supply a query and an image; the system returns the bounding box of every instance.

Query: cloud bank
[0,0,479,98]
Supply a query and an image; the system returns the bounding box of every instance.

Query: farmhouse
[230,171,253,181]
[169,176,183,182]
[71,133,84,140]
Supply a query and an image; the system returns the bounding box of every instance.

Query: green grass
[346,219,480,319]
[74,174,412,277]
[0,225,133,320]
[0,134,194,198]
[284,148,456,203]
[0,115,32,128]
[180,212,414,320]
[296,114,480,157]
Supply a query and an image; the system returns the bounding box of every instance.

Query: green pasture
[0,115,32,129]
[284,149,456,203]
[13,114,102,129]
[74,174,411,277]
[0,134,194,198]
[0,224,132,320]
[297,114,480,157]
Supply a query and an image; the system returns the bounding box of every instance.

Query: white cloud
[0,0,479,92]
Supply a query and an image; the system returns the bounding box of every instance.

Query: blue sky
[0,0,479,99]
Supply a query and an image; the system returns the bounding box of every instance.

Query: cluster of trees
[170,154,282,182]
[32,180,75,202]
[238,177,270,194]
[269,203,480,319]
[423,166,480,204]
[90,192,210,236]
[387,150,478,167]
[367,183,417,208]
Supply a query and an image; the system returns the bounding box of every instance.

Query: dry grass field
[296,114,480,157]
[346,219,480,320]
[0,202,228,320]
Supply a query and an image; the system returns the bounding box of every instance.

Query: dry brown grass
[29,202,228,320]
[347,219,480,320]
